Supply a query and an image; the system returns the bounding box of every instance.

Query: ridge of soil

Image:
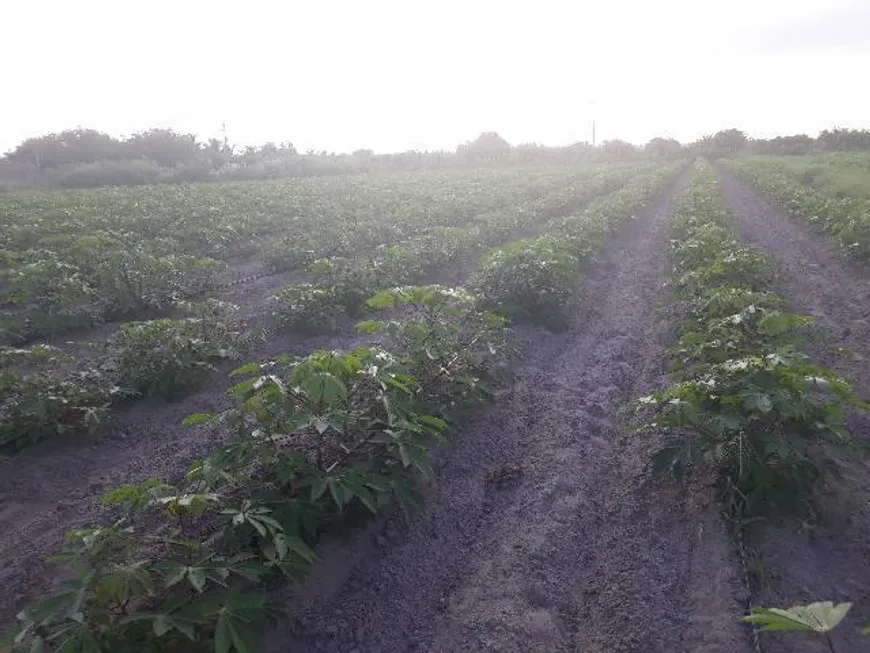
[718,168,870,653]
[260,176,751,653]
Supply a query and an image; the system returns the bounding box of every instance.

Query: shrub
[361,285,513,408]
[472,237,579,327]
[105,304,242,398]
[0,345,115,447]
[271,283,344,334]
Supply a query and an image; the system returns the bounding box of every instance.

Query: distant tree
[817,128,870,152]
[709,129,748,158]
[6,128,124,168]
[200,138,232,167]
[748,134,814,156]
[600,139,638,160]
[458,132,512,162]
[563,141,596,163]
[124,129,199,167]
[644,137,684,160]
[512,143,546,164]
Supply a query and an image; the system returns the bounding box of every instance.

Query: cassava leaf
[741,602,852,633]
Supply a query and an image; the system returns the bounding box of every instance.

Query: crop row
[2,166,684,652]
[0,165,677,450]
[723,158,870,264]
[634,159,865,519]
[275,162,687,333]
[0,163,652,345]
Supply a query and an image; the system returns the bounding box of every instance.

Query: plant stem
[824,631,838,653]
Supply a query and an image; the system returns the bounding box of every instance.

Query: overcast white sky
[2,0,869,154]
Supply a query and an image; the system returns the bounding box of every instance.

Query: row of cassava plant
[471,162,686,327]
[1,300,247,449]
[722,158,870,264]
[1,286,512,653]
[718,159,870,652]
[632,159,867,519]
[1,163,652,345]
[268,163,676,333]
[5,161,658,451]
[260,162,654,273]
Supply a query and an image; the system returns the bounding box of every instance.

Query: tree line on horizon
[1,126,868,191]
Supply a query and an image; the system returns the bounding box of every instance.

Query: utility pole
[220,122,229,151]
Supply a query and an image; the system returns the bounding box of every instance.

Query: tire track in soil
[262,177,750,653]
[717,169,870,653]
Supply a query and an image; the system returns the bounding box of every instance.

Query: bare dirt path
[718,169,870,653]
[261,178,750,653]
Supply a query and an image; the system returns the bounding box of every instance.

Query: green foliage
[472,237,579,327]
[633,160,865,519]
[0,345,116,448]
[104,302,243,398]
[740,602,858,653]
[4,289,513,651]
[362,285,513,408]
[1,161,690,649]
[726,156,870,264]
[742,601,852,634]
[271,283,344,334]
[639,350,858,515]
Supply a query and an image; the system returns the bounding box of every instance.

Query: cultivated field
[2,156,870,653]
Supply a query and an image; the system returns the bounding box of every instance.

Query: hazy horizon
[4,0,870,156]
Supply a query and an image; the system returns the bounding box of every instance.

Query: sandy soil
[718,168,870,653]
[259,176,751,653]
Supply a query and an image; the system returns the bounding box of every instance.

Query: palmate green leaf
[152,613,197,641]
[214,610,257,653]
[399,444,435,479]
[300,371,347,404]
[182,412,217,427]
[391,479,424,520]
[741,602,852,633]
[188,567,207,594]
[229,362,261,378]
[212,593,268,653]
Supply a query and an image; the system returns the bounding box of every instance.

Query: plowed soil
[260,177,751,653]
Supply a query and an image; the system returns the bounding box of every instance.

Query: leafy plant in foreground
[741,601,860,653]
[637,349,862,517]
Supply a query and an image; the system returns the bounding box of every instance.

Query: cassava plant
[103,300,244,399]
[472,236,579,328]
[359,285,514,410]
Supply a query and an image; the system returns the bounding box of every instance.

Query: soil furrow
[262,177,749,653]
[717,168,870,653]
